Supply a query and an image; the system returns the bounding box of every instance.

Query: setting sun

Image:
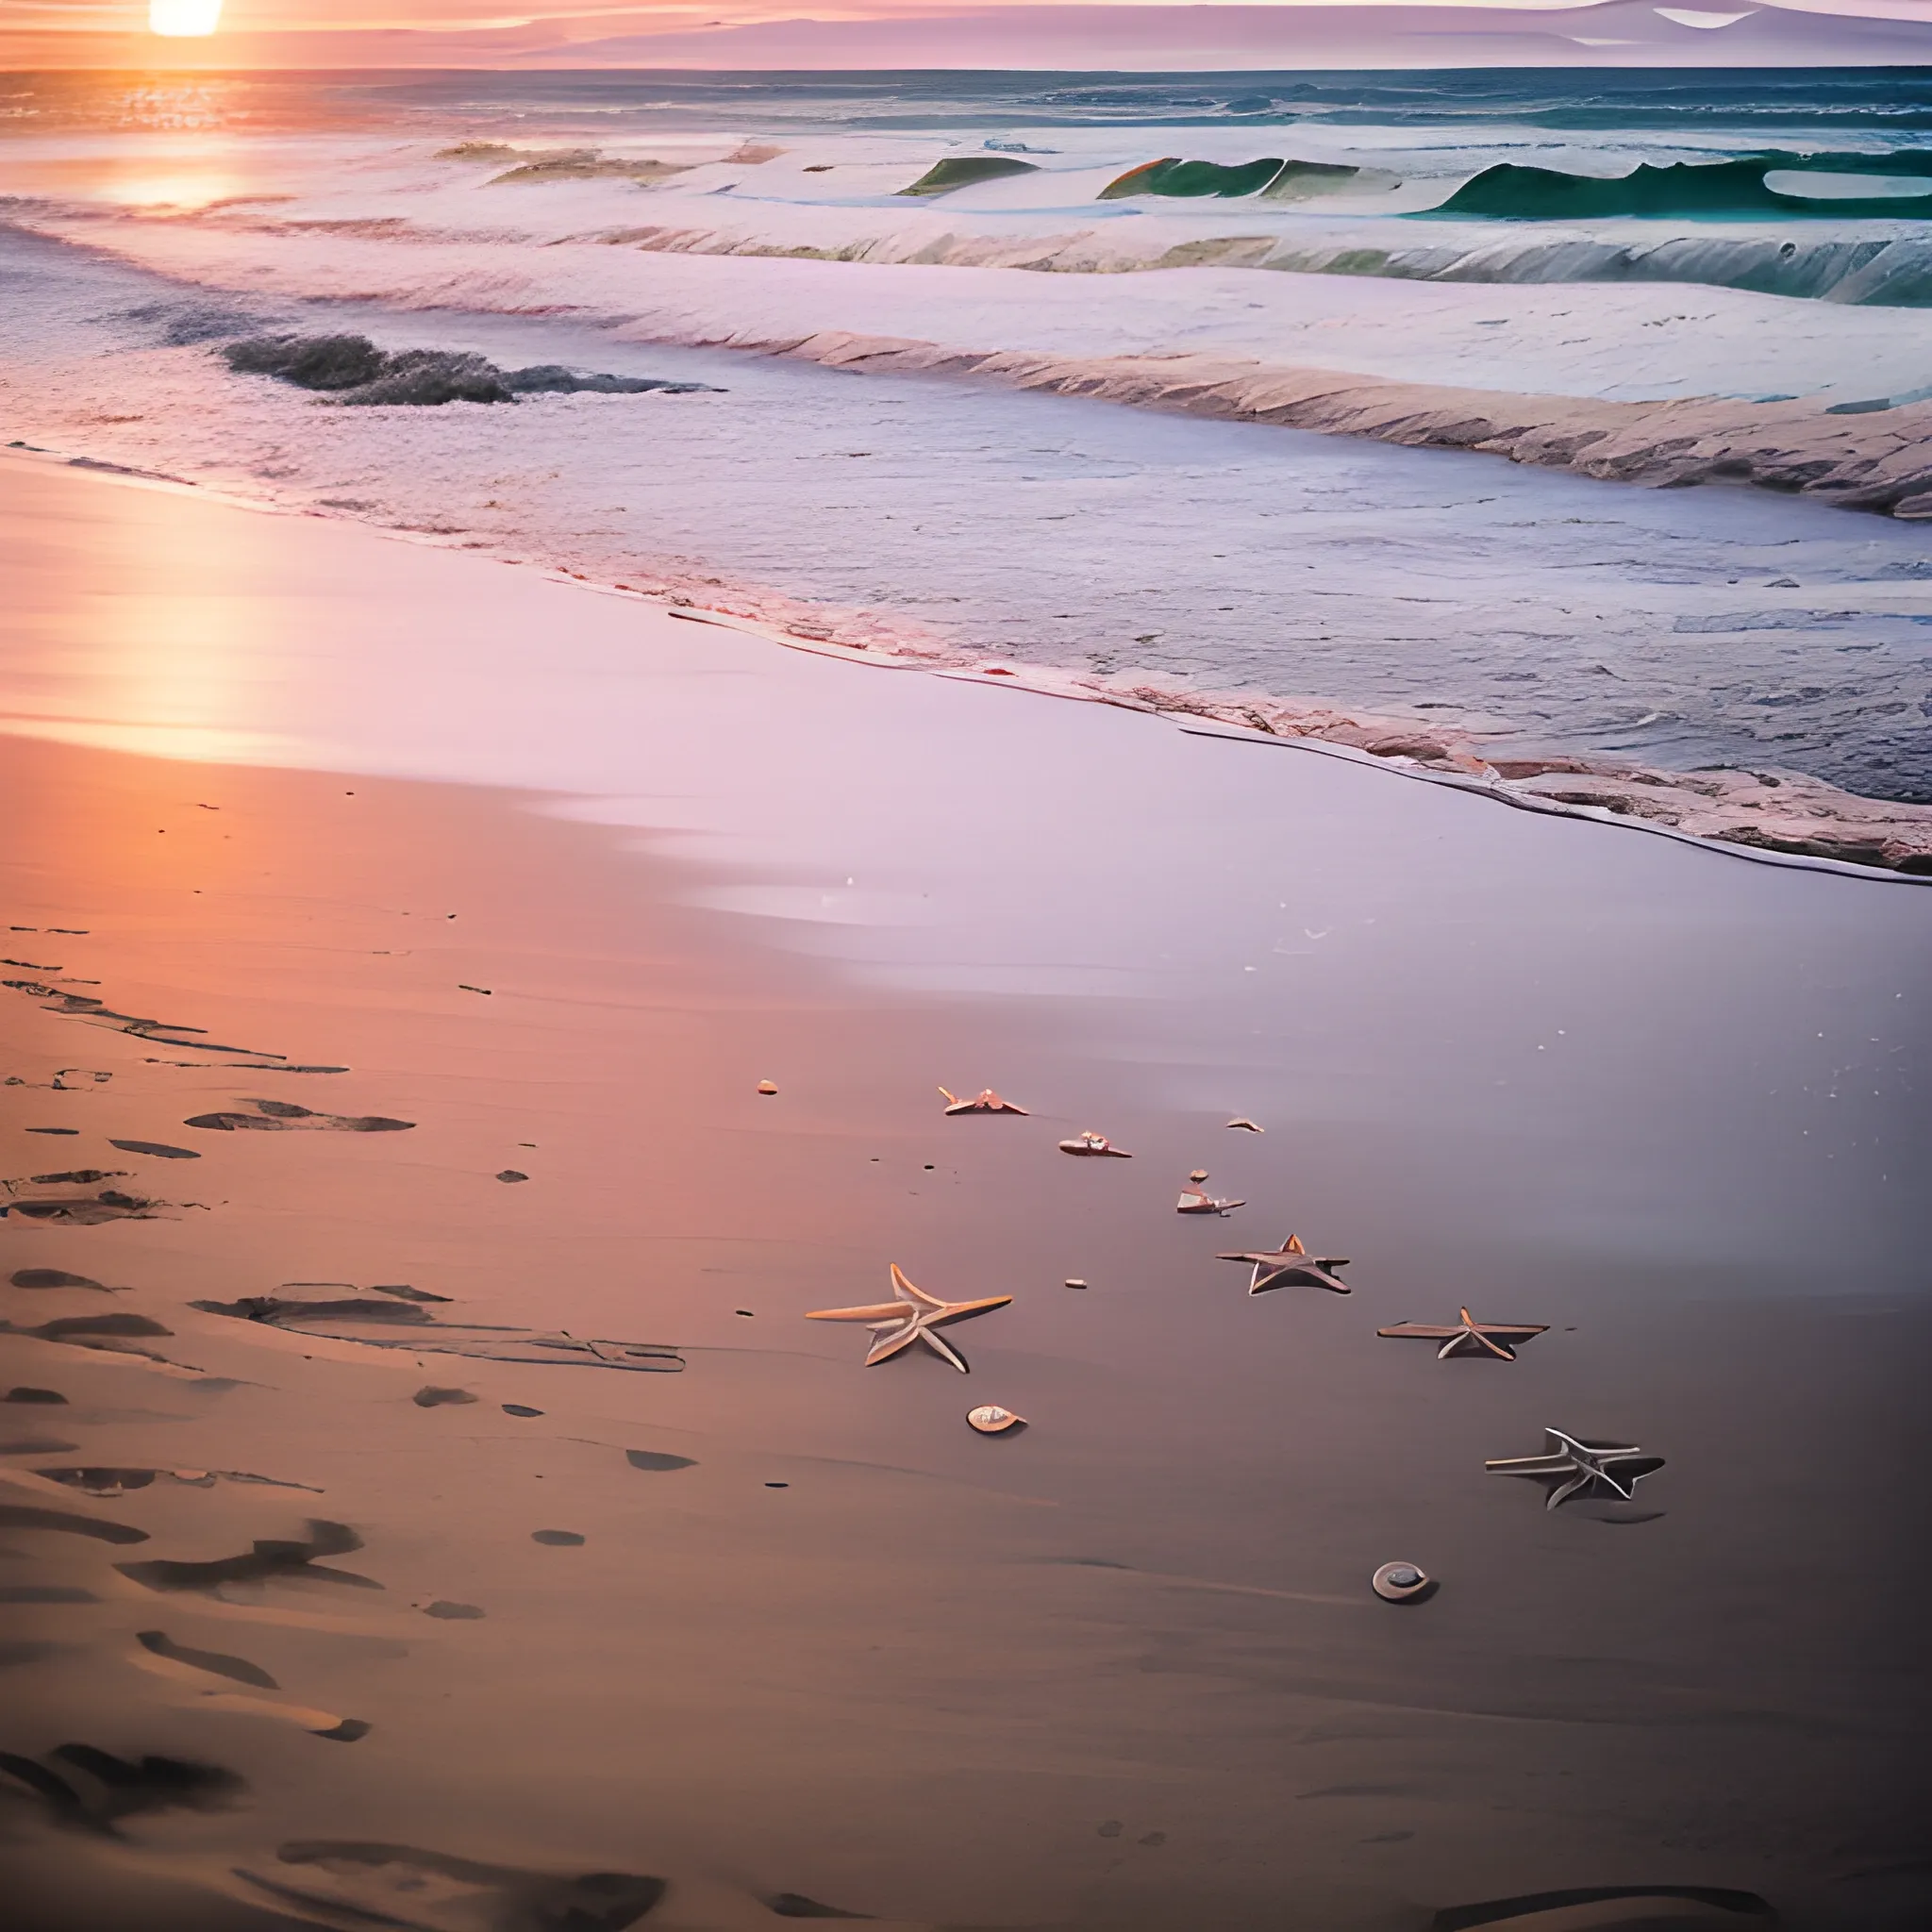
[149,0,223,34]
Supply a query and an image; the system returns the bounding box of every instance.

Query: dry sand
[2,465,1930,1932]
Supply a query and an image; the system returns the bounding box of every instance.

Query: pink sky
[2,0,1926,69]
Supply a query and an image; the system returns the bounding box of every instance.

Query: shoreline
[4,467,1930,1929]
[11,444,1931,877]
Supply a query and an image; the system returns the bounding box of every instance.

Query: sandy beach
[4,457,1930,1931]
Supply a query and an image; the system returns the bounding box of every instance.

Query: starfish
[1485,1427,1665,1510]
[939,1086,1028,1116]
[1377,1307,1548,1360]
[1058,1130,1132,1158]
[1216,1234,1349,1294]
[805,1264,1012,1372]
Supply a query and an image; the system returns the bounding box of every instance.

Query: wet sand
[3,463,1931,1932]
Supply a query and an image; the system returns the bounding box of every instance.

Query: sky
[2,0,1928,69]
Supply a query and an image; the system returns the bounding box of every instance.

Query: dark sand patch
[530,1529,585,1546]
[38,1466,166,1492]
[1434,1887,1774,1929]
[117,1520,380,1594]
[1,1313,180,1362]
[136,1628,280,1690]
[413,1386,476,1407]
[184,1099,412,1133]
[0,1584,97,1603]
[625,1450,696,1472]
[767,1894,874,1919]
[0,1743,245,1833]
[0,1504,148,1544]
[1,976,299,1059]
[1,1188,166,1224]
[16,1314,171,1340]
[8,1268,112,1291]
[3,1388,68,1405]
[421,1600,485,1620]
[196,1291,684,1374]
[107,1139,200,1158]
[38,1465,321,1496]
[241,1842,665,1932]
[503,1404,542,1417]
[1,1437,79,1454]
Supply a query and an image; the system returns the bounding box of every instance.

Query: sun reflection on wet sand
[0,457,295,766]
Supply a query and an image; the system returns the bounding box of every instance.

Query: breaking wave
[1435,151,1932,222]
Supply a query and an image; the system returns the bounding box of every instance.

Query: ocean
[2,64,1928,804]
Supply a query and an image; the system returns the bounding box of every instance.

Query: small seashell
[940,1086,1028,1115]
[967,1404,1025,1434]
[1372,1561,1434,1604]
[1177,1170,1245,1215]
[1064,1278,1088,1290]
[1058,1130,1132,1158]
[756,1080,778,1095]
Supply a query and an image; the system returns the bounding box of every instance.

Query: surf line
[1179,725,1931,888]
[669,605,1929,888]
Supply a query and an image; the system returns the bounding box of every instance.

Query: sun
[150,0,224,34]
